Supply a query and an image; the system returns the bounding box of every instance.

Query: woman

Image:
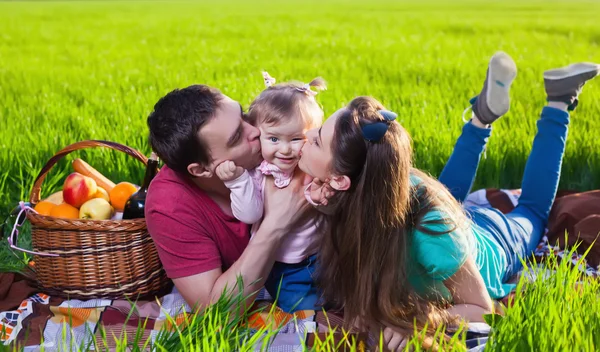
[297,52,599,350]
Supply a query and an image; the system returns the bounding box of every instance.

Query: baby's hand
[216,161,244,182]
[309,178,335,206]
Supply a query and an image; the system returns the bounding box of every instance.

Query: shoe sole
[486,52,518,117]
[544,63,600,80]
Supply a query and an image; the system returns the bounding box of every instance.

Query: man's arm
[174,171,306,312]
[174,220,282,310]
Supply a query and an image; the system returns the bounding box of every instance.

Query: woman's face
[298,107,346,181]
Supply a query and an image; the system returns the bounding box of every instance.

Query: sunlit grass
[1,0,600,269]
[1,0,599,350]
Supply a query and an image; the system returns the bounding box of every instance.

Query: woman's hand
[377,326,412,352]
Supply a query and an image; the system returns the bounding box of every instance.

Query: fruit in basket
[34,201,56,216]
[43,191,64,205]
[109,182,138,212]
[93,187,110,202]
[72,158,116,192]
[63,172,98,208]
[79,198,113,220]
[49,203,80,219]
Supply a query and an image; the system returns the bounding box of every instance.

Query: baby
[215,72,325,313]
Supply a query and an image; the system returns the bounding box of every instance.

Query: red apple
[79,198,113,220]
[63,172,98,208]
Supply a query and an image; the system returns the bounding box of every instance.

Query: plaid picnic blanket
[2,187,599,351]
[0,285,329,351]
[0,280,493,352]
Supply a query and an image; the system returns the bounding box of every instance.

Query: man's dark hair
[148,85,223,174]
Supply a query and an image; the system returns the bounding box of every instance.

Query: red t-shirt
[145,166,250,279]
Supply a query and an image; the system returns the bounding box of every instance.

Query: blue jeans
[264,254,320,313]
[439,106,569,279]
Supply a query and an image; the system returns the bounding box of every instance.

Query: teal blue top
[407,175,516,301]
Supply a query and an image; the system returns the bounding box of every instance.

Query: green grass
[485,245,600,350]
[1,0,600,267]
[1,0,600,350]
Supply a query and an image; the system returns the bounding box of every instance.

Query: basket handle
[29,140,148,204]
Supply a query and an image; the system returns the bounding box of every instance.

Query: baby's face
[259,118,307,172]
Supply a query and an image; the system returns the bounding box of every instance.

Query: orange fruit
[49,203,80,219]
[109,182,138,212]
[34,201,56,216]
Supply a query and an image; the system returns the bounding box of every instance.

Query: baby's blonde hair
[247,77,326,130]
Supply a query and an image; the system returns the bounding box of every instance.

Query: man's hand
[215,161,245,182]
[261,169,307,232]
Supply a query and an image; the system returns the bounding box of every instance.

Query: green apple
[79,198,113,220]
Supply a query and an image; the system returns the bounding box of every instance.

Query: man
[145,84,305,310]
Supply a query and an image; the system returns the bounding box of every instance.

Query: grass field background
[2,0,600,267]
[1,1,600,350]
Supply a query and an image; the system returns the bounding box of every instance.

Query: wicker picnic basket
[25,140,171,300]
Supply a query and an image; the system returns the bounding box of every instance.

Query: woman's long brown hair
[317,97,469,342]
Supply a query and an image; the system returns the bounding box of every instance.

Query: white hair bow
[296,83,318,96]
[262,71,276,88]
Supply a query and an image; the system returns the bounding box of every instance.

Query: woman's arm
[444,257,495,322]
[373,259,493,350]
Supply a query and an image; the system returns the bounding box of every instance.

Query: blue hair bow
[361,110,398,142]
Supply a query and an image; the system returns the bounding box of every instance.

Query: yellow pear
[93,187,110,202]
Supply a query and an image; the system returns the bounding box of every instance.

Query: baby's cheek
[291,142,304,157]
[260,140,274,160]
[259,139,269,151]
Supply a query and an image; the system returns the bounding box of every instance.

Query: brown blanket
[485,189,600,267]
[0,272,37,312]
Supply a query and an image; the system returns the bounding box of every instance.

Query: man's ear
[329,175,351,191]
[187,162,213,178]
